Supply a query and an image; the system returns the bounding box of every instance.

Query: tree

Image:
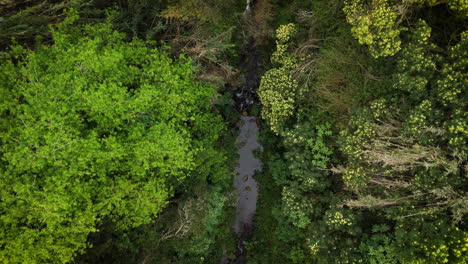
[0,11,226,263]
[343,0,468,58]
[258,23,301,135]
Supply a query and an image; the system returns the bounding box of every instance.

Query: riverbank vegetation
[252,0,467,263]
[0,0,466,263]
[1,1,242,263]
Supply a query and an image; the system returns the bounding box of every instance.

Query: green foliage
[360,225,399,264]
[0,13,227,263]
[436,34,467,107]
[343,0,468,58]
[282,121,331,192]
[343,0,402,58]
[287,245,308,264]
[2,0,466,262]
[248,131,290,263]
[339,109,375,188]
[174,187,229,260]
[161,0,231,23]
[105,0,167,40]
[445,109,468,158]
[281,183,313,228]
[0,0,104,49]
[104,0,241,87]
[307,124,333,169]
[448,0,468,17]
[251,0,467,263]
[258,23,300,135]
[435,31,468,158]
[360,220,468,264]
[393,20,436,100]
[324,207,355,231]
[391,218,467,263]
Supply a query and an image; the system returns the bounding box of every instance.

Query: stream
[232,115,262,263]
[225,1,262,263]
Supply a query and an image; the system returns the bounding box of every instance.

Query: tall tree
[0,11,226,263]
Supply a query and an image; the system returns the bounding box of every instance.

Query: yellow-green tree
[0,12,226,263]
[343,0,468,58]
[258,23,301,135]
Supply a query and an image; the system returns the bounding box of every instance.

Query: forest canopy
[0,11,227,263]
[0,0,466,263]
[252,0,467,263]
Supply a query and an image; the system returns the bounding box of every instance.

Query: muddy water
[234,116,261,234]
[229,115,261,263]
[228,1,262,262]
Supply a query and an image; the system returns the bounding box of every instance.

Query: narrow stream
[231,115,262,263]
[234,116,261,234]
[228,1,262,262]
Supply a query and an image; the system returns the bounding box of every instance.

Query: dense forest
[0,0,466,263]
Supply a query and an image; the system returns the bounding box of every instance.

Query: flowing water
[233,116,261,234]
[244,0,251,15]
[225,1,262,263]
[231,116,262,264]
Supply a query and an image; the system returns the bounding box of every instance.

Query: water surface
[233,116,261,234]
